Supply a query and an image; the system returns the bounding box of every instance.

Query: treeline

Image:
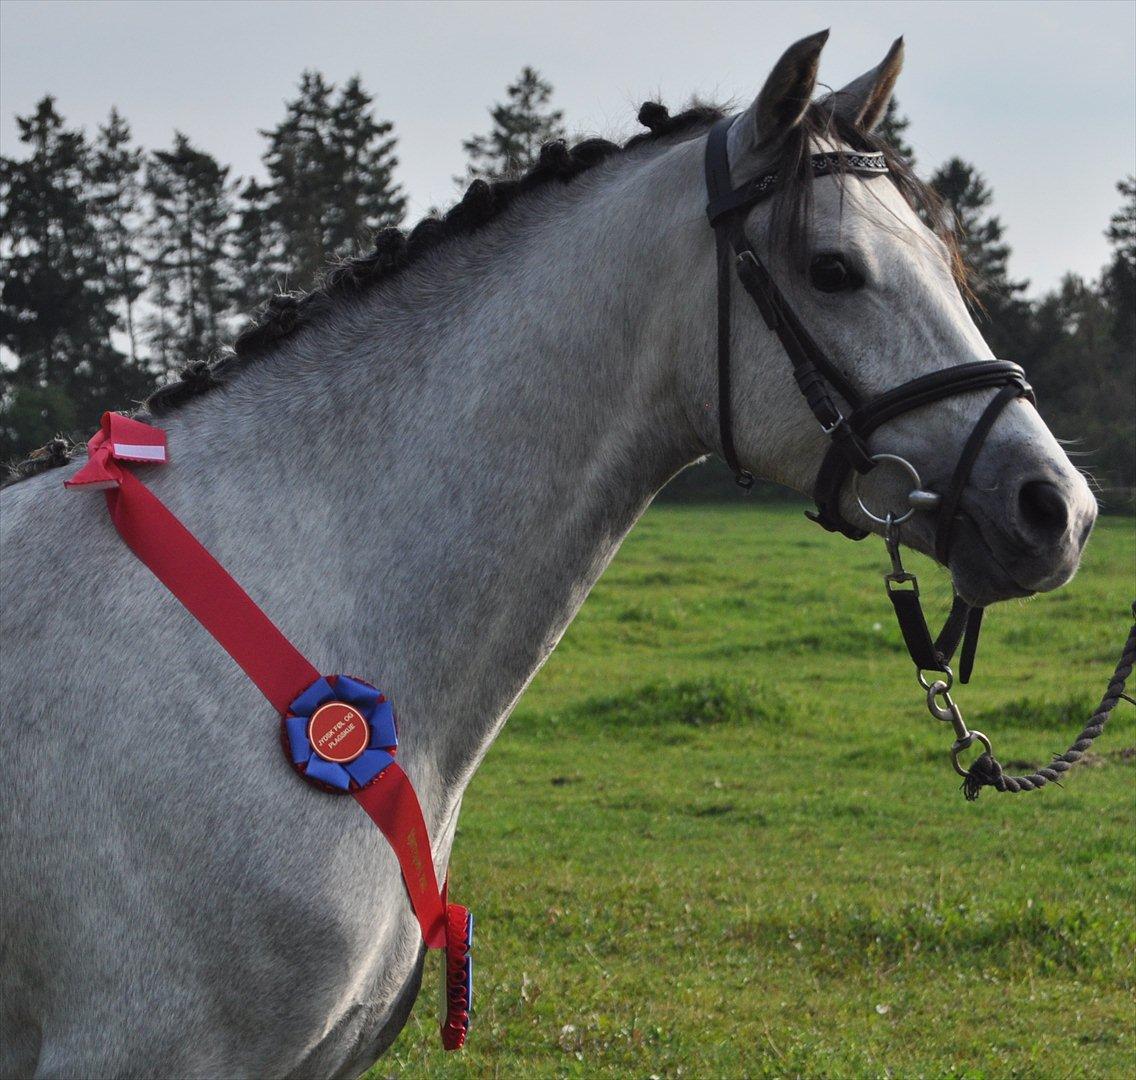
[0,72,1131,505]
[0,67,562,462]
[880,104,1134,512]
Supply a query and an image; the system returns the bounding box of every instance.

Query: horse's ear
[728,30,829,163]
[822,37,905,132]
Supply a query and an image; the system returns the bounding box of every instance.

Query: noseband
[704,115,1034,686]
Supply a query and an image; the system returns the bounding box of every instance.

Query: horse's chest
[289,943,426,1079]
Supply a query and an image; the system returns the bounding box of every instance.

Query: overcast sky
[2,0,1133,295]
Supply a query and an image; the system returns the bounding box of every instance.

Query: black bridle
[704,115,1035,684]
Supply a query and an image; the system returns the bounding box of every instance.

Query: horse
[0,31,1096,1078]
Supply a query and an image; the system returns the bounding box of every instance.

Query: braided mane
[225,102,724,369]
[5,97,958,486]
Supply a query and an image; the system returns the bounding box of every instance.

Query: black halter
[704,115,1035,682]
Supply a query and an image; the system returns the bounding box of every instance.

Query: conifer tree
[231,176,276,321]
[999,180,1134,502]
[0,96,149,460]
[1102,175,1135,350]
[144,132,236,371]
[328,75,405,252]
[930,157,1028,356]
[257,71,405,290]
[461,67,565,182]
[260,70,334,289]
[1098,177,1136,495]
[90,107,145,363]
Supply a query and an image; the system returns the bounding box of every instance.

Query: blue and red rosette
[281,674,396,793]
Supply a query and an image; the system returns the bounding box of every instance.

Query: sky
[1,0,1134,295]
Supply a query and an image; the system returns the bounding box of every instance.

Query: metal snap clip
[950,730,993,777]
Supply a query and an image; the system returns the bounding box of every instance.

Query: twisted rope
[962,601,1136,800]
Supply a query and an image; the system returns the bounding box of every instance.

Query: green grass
[372,506,1135,1079]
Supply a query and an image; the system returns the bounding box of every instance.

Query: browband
[706,145,888,227]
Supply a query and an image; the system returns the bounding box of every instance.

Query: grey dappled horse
[0,33,1096,1079]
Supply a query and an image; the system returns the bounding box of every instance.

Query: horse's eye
[810,253,863,293]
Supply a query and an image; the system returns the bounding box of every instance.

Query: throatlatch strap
[67,412,448,950]
[715,230,752,487]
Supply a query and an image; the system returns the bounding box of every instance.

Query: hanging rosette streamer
[441,903,474,1050]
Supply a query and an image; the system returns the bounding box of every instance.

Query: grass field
[373,505,1135,1079]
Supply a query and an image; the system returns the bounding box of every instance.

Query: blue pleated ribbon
[285,674,397,791]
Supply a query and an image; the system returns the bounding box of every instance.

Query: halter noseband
[704,115,1035,682]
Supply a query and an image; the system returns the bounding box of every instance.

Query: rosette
[281,674,397,793]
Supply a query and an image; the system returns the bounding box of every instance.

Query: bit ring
[853,453,926,526]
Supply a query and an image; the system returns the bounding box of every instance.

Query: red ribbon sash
[67,412,448,949]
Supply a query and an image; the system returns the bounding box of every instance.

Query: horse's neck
[156,139,711,804]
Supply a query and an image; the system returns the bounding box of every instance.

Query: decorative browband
[810,150,889,175]
[706,148,890,226]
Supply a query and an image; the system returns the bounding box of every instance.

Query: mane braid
[4,98,963,487]
[228,102,724,365]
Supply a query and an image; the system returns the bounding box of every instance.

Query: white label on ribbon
[113,443,167,462]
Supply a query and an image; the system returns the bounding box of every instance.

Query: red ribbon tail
[354,764,448,949]
[65,456,121,489]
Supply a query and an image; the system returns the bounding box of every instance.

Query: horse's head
[695,31,1096,607]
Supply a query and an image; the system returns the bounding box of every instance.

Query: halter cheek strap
[705,119,879,488]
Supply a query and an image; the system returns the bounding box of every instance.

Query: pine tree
[1011,180,1135,505]
[930,157,1029,357]
[461,67,566,182]
[90,108,145,364]
[1098,177,1136,497]
[260,70,335,289]
[875,97,915,164]
[257,71,405,291]
[1102,175,1135,350]
[144,132,236,372]
[231,176,276,321]
[0,96,150,460]
[327,76,405,252]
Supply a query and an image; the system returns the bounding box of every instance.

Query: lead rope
[961,608,1136,800]
[882,519,1136,800]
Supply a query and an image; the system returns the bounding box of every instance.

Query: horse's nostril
[1018,480,1069,540]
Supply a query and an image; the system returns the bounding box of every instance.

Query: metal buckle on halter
[817,412,876,474]
[819,411,847,437]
